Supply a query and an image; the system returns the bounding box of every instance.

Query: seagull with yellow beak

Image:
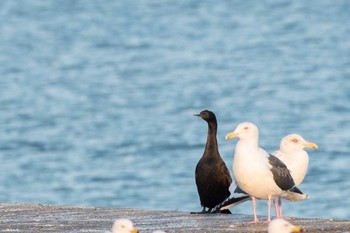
[107,218,138,233]
[273,134,318,218]
[268,219,304,233]
[225,122,308,223]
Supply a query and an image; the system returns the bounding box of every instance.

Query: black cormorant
[192,110,232,214]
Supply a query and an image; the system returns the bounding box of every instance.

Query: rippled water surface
[0,0,349,220]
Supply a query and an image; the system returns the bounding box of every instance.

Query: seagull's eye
[244,126,249,130]
[121,225,125,228]
[292,138,298,143]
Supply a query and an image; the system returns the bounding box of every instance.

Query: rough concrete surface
[0,203,349,233]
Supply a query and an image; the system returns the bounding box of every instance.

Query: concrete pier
[0,203,349,232]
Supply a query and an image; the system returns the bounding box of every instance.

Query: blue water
[0,0,349,220]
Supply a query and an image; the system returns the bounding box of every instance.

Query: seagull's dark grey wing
[268,154,296,191]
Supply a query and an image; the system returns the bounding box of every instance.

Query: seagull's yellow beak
[131,228,139,233]
[225,132,239,140]
[291,225,304,232]
[304,141,318,149]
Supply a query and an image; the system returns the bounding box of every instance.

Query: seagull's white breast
[233,140,282,199]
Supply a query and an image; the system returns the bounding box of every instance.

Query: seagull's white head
[280,134,318,153]
[225,122,259,142]
[268,219,304,233]
[112,219,138,233]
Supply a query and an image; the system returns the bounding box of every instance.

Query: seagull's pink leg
[273,199,280,218]
[247,197,259,224]
[253,197,259,222]
[278,197,283,218]
[278,197,294,220]
[265,195,272,223]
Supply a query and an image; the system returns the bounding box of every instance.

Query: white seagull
[225,122,308,223]
[273,134,318,218]
[268,219,304,233]
[107,218,138,233]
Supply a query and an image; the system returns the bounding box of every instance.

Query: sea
[0,0,349,220]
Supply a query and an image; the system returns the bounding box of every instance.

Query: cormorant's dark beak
[193,113,201,117]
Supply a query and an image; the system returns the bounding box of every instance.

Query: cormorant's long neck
[204,120,219,157]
